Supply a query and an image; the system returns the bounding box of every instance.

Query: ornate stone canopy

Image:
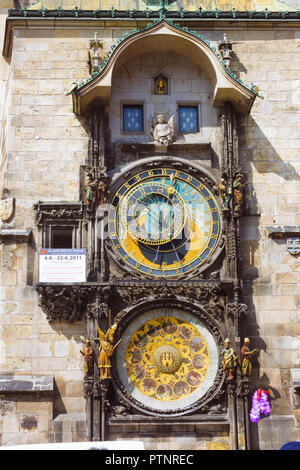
[72,20,257,115]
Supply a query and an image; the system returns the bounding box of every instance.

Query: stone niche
[110,50,216,144]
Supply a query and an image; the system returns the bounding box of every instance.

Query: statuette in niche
[154,74,168,95]
[150,113,175,145]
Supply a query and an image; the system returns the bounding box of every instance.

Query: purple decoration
[250,389,271,423]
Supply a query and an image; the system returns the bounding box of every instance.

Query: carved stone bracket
[225,302,247,320]
[112,282,228,324]
[83,378,94,399]
[36,284,112,323]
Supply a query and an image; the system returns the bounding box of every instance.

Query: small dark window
[51,227,73,248]
[178,106,199,133]
[123,104,143,132]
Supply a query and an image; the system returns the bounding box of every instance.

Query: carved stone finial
[89,32,104,73]
[218,33,233,68]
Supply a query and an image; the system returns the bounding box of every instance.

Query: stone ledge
[0,375,54,393]
[0,228,32,243]
[266,226,300,237]
[109,414,229,436]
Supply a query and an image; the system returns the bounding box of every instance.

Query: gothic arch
[72,20,256,115]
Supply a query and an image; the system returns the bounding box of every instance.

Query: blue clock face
[108,168,222,278]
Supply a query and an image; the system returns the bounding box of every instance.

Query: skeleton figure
[150,113,175,145]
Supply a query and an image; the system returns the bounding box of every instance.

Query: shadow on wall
[237,108,300,448]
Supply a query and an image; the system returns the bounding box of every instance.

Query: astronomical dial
[108,168,221,278]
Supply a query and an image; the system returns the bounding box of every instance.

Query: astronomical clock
[104,157,230,420]
[108,166,222,279]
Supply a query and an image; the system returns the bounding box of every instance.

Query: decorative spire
[218,33,233,68]
[89,32,104,74]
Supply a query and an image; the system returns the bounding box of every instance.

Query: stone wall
[0,19,300,449]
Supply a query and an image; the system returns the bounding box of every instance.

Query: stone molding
[0,375,54,393]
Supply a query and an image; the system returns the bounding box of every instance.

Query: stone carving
[218,33,233,68]
[287,236,300,256]
[89,31,104,74]
[80,340,95,378]
[221,338,238,379]
[240,338,258,377]
[36,285,91,322]
[150,113,175,145]
[226,302,247,320]
[114,283,227,321]
[97,324,120,380]
[0,198,15,223]
[34,202,84,226]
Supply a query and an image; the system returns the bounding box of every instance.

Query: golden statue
[233,173,247,212]
[217,177,231,210]
[80,339,95,378]
[157,76,166,94]
[97,323,120,379]
[241,338,258,377]
[221,338,238,379]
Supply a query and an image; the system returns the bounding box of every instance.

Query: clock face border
[108,161,223,279]
[112,298,224,417]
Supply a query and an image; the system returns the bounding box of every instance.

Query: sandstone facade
[0,2,300,450]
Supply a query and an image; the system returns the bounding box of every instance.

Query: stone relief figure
[97,323,120,379]
[221,338,238,379]
[150,113,175,145]
[240,338,258,377]
[217,178,231,210]
[80,339,95,378]
[233,173,247,212]
[0,198,15,223]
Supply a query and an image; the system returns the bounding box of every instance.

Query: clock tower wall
[109,49,218,169]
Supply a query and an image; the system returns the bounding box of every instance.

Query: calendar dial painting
[115,309,220,414]
[108,168,222,278]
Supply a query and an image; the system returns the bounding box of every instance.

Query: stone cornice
[3,9,300,59]
[6,8,300,21]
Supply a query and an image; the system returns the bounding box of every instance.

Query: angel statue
[97,323,121,379]
[150,113,175,145]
